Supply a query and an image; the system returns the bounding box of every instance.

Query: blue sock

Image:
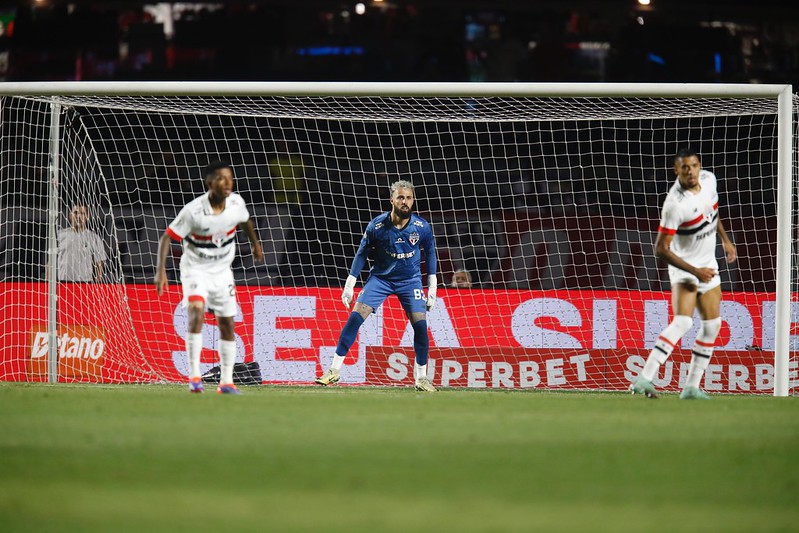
[335,312,365,356]
[412,320,429,366]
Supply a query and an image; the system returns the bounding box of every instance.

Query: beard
[392,205,412,220]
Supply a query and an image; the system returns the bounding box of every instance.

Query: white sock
[186,333,202,379]
[219,340,236,385]
[685,354,710,389]
[330,354,346,371]
[415,363,428,381]
[685,318,720,389]
[640,315,692,382]
[640,352,667,382]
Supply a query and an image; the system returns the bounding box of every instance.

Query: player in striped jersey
[631,148,736,400]
[155,161,264,394]
[315,180,439,391]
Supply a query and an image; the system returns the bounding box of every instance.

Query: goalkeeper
[315,180,438,392]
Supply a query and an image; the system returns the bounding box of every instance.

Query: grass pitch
[0,384,797,532]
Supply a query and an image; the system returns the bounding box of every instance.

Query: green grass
[0,384,797,532]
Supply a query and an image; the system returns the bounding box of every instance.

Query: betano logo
[30,331,105,360]
[28,325,106,378]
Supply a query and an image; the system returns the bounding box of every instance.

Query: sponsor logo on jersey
[395,237,405,244]
[387,250,416,259]
[191,248,230,260]
[414,220,424,227]
[409,232,420,245]
[695,228,716,240]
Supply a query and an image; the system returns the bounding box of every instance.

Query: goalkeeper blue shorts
[357,275,427,314]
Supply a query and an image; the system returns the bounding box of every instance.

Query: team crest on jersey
[409,232,420,245]
[702,204,715,223]
[212,232,227,247]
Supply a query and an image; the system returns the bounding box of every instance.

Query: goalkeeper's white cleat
[315,368,341,386]
[414,377,438,392]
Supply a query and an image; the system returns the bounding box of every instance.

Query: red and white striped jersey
[658,169,719,271]
[166,192,250,274]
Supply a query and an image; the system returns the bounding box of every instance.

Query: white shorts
[668,267,721,295]
[180,268,237,317]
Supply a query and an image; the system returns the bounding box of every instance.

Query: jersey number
[414,289,424,300]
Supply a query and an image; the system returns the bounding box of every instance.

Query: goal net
[1,82,796,394]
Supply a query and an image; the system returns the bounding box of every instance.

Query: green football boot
[629,378,658,399]
[679,386,711,400]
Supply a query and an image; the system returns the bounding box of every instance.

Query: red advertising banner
[1,282,795,392]
[364,347,782,393]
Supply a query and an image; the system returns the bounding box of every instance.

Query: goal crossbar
[0,81,790,98]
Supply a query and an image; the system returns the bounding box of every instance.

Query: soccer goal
[0,82,796,395]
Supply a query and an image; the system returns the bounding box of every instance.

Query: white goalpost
[0,81,795,395]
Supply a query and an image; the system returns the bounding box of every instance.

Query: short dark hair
[674,148,700,163]
[203,160,234,183]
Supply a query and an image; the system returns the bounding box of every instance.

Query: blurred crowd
[0,1,797,85]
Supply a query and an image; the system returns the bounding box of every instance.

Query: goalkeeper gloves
[341,275,357,309]
[426,274,437,311]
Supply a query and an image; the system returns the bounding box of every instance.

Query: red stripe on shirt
[658,226,677,235]
[680,203,719,228]
[680,213,705,227]
[190,227,236,241]
[166,227,183,241]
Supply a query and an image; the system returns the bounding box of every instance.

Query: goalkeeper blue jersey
[349,212,437,282]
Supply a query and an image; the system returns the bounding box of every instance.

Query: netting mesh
[1,88,796,392]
